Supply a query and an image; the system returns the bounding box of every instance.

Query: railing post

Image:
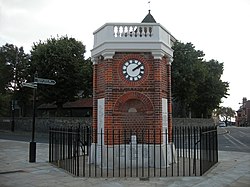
[160,128,162,177]
[130,129,132,177]
[106,128,109,177]
[76,127,80,176]
[172,126,175,177]
[47,125,219,178]
[113,128,115,177]
[188,126,191,176]
[148,129,150,177]
[100,128,103,177]
[183,127,185,176]
[118,129,121,177]
[215,126,218,163]
[193,126,196,176]
[200,126,203,176]
[49,127,51,162]
[142,129,145,177]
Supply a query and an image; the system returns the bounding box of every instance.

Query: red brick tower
[91,12,176,167]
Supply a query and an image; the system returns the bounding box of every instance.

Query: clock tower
[91,11,176,167]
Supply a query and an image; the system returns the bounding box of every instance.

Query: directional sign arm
[22,82,37,89]
[34,78,56,85]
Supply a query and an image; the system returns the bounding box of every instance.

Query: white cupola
[91,11,176,61]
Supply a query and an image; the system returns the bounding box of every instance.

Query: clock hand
[132,64,142,71]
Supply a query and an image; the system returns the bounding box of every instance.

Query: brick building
[90,11,176,167]
[37,98,92,117]
[236,97,250,126]
[92,11,175,142]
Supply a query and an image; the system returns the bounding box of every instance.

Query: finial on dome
[141,1,157,23]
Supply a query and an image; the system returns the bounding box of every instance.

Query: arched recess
[113,91,154,143]
[114,91,154,112]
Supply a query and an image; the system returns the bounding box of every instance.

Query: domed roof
[141,10,157,23]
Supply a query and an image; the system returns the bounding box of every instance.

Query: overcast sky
[0,0,249,111]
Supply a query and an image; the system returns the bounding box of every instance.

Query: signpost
[22,82,37,89]
[22,74,56,163]
[34,78,56,85]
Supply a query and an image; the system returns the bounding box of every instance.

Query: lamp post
[11,100,15,132]
[23,72,55,162]
[29,72,38,162]
[11,50,18,132]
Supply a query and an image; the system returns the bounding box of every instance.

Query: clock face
[122,59,145,81]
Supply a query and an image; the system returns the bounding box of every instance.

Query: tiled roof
[141,10,157,23]
[38,98,93,109]
[64,98,93,108]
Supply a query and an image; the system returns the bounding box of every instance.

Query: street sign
[34,77,56,85]
[22,82,37,89]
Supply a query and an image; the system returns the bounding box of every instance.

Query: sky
[0,0,249,111]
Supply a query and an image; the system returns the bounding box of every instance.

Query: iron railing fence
[49,125,218,177]
[199,126,218,174]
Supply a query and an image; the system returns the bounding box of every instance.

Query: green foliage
[0,93,11,116]
[172,42,206,117]
[81,57,93,98]
[0,44,31,116]
[29,36,87,113]
[0,44,30,93]
[214,107,235,123]
[172,41,229,118]
[192,59,229,117]
[0,53,11,93]
[0,37,92,117]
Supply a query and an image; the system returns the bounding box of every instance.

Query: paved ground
[0,128,250,187]
[0,130,48,143]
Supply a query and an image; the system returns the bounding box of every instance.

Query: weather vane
[148,1,151,11]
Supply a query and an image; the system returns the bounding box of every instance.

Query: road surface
[218,126,250,153]
[1,126,250,153]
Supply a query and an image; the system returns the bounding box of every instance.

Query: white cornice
[91,23,175,61]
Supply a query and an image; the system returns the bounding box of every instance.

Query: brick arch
[113,91,154,144]
[120,53,148,64]
[113,91,154,112]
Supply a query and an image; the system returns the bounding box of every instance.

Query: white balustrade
[91,23,175,60]
[113,25,153,38]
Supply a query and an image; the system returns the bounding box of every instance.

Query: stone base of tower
[90,143,176,169]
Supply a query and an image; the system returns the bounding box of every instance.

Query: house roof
[38,102,57,109]
[38,98,93,109]
[141,10,157,23]
[64,98,93,108]
[246,100,250,108]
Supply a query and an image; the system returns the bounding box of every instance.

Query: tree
[0,93,11,116]
[0,52,11,94]
[29,36,87,115]
[0,44,29,93]
[172,42,206,117]
[191,59,229,118]
[80,57,93,98]
[0,43,30,116]
[172,41,229,118]
[214,107,235,125]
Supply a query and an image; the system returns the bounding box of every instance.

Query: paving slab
[0,139,249,187]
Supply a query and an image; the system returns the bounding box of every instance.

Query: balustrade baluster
[144,27,148,37]
[149,27,152,37]
[139,27,142,37]
[120,26,124,37]
[113,25,153,38]
[129,26,133,37]
[134,26,138,37]
[113,26,118,37]
[124,26,128,37]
